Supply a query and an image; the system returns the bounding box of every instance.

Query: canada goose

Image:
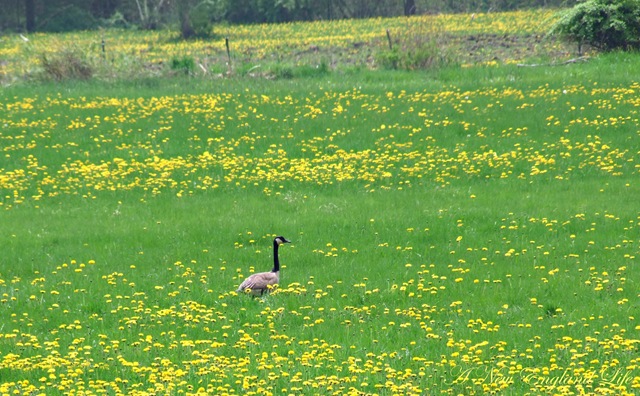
[237,236,290,295]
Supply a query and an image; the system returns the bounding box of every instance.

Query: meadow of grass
[0,8,567,83]
[1,13,640,396]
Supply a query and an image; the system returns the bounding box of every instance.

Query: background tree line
[1,0,576,35]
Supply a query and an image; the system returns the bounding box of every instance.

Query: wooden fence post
[225,37,232,73]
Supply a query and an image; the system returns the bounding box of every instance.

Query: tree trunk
[179,1,195,39]
[404,0,416,16]
[25,0,36,32]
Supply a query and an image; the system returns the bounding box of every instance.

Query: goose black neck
[272,239,280,272]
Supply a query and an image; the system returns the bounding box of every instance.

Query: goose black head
[274,236,291,245]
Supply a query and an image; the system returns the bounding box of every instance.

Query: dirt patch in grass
[225,31,576,74]
[459,33,574,64]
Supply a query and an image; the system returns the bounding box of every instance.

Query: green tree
[551,0,640,52]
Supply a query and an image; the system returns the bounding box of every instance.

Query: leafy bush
[376,40,455,71]
[40,47,93,80]
[550,0,640,52]
[377,49,401,70]
[170,56,196,75]
[270,64,294,79]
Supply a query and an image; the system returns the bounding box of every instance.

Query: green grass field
[1,28,640,396]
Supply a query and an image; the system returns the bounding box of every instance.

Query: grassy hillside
[0,9,570,83]
[0,11,639,396]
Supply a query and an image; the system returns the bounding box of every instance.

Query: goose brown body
[237,236,290,295]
